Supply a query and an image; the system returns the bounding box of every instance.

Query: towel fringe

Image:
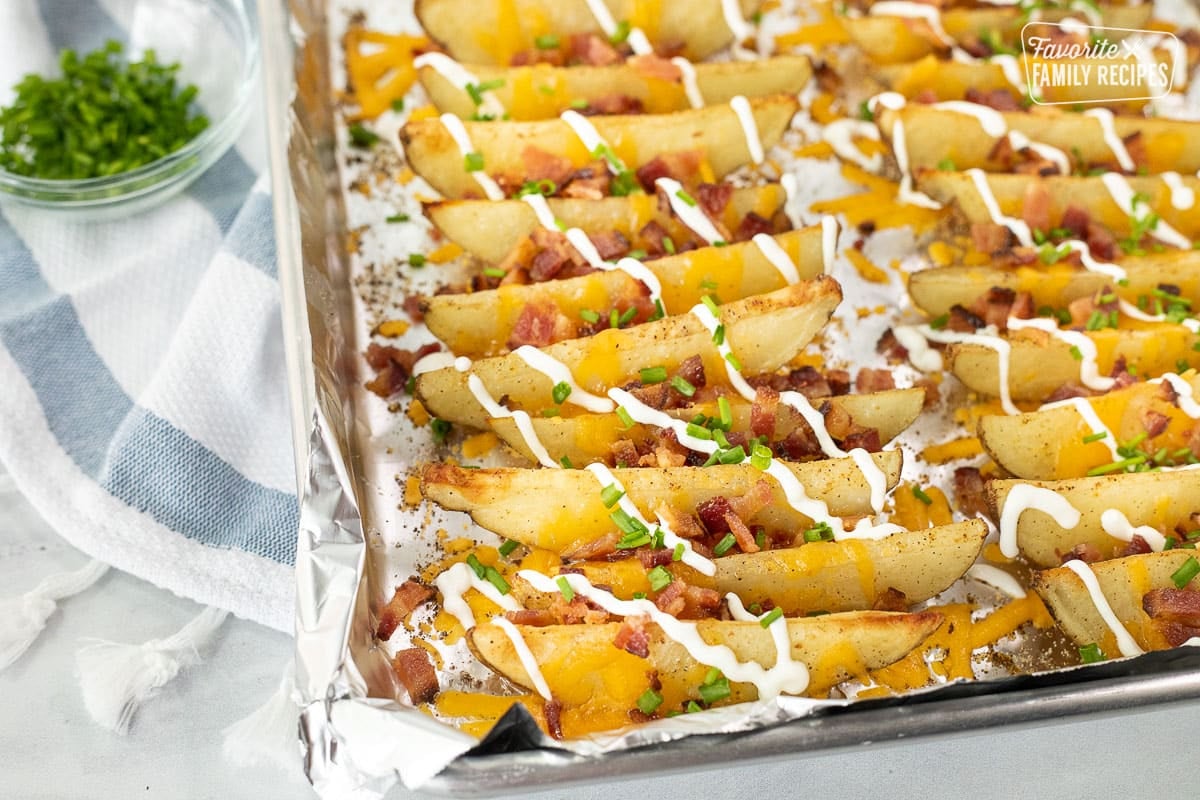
[76,605,228,734]
[223,662,301,773]
[0,559,109,670]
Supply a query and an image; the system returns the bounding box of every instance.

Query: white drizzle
[412,351,459,375]
[439,113,505,200]
[1008,317,1115,392]
[1006,131,1070,176]
[656,177,725,244]
[1099,508,1166,553]
[848,448,889,514]
[1163,172,1196,211]
[820,216,838,275]
[1151,373,1200,418]
[581,0,654,56]
[521,570,811,697]
[750,233,802,285]
[730,96,765,165]
[966,564,1027,599]
[1101,172,1193,250]
[513,346,615,413]
[930,102,1069,175]
[897,322,1018,413]
[892,326,944,372]
[869,93,943,209]
[1061,559,1145,658]
[584,463,716,575]
[998,484,1081,558]
[413,53,506,119]
[467,373,558,468]
[720,0,759,61]
[822,119,883,172]
[869,2,955,48]
[434,561,521,631]
[560,110,619,169]
[1040,397,1121,461]
[671,57,705,108]
[688,302,758,400]
[779,173,804,231]
[492,617,554,699]
[991,54,1030,97]
[967,167,1033,246]
[1084,109,1135,173]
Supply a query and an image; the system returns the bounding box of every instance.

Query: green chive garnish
[671,376,696,397]
[636,688,663,714]
[648,566,672,592]
[912,485,933,505]
[1171,556,1200,588]
[616,406,635,429]
[600,483,624,508]
[713,533,737,556]
[556,576,574,601]
[759,607,783,627]
[464,151,484,172]
[552,381,572,405]
[1078,642,1105,664]
[1082,431,1107,444]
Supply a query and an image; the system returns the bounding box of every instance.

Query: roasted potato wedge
[947,325,1200,403]
[908,251,1200,317]
[491,387,923,465]
[989,471,1200,567]
[401,95,799,199]
[877,105,1200,175]
[978,372,1200,480]
[918,172,1200,242]
[423,228,827,357]
[1033,550,1200,653]
[415,0,764,64]
[427,184,788,264]
[844,6,1151,64]
[510,520,987,612]
[416,277,841,428]
[422,451,902,553]
[419,56,812,120]
[470,610,943,732]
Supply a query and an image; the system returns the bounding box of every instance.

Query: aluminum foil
[258,0,1200,796]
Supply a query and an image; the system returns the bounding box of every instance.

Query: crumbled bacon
[724,512,760,553]
[953,467,990,519]
[677,355,706,391]
[377,579,434,641]
[822,401,854,440]
[522,146,575,187]
[579,94,645,116]
[698,182,734,219]
[655,579,687,616]
[544,699,565,740]
[1086,221,1117,261]
[971,222,1013,255]
[508,300,572,348]
[751,386,780,438]
[644,435,689,468]
[403,293,426,323]
[1141,409,1171,439]
[734,211,776,242]
[872,587,908,612]
[636,157,675,193]
[877,328,909,362]
[637,220,670,256]
[681,584,722,617]
[636,547,675,569]
[697,496,734,536]
[842,428,881,452]
[969,286,1019,330]
[1060,543,1102,564]
[635,151,703,193]
[1021,182,1051,238]
[826,369,851,396]
[854,368,896,393]
[570,33,622,66]
[563,531,622,561]
[364,342,441,398]
[1119,535,1154,558]
[613,616,652,658]
[728,479,773,526]
[504,608,557,627]
[1143,587,1200,627]
[628,53,681,80]
[609,438,641,468]
[392,648,439,705]
[589,230,631,261]
[1044,383,1093,403]
[777,426,822,460]
[562,164,610,200]
[1109,357,1138,390]
[964,87,1020,112]
[947,304,986,333]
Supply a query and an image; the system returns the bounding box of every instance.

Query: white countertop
[3,469,1195,800]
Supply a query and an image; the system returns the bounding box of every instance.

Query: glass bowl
[0,0,258,219]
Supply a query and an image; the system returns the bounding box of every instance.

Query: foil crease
[259,0,1200,796]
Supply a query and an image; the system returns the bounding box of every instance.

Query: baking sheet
[257,0,1200,796]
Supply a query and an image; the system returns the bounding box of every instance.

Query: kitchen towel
[0,0,297,633]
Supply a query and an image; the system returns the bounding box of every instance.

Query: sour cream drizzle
[465,366,558,468]
[896,322,1018,413]
[1151,372,1200,418]
[750,233,802,285]
[671,57,705,108]
[721,0,760,61]
[931,102,1069,176]
[584,463,715,575]
[513,346,615,413]
[1061,559,1145,657]
[560,110,619,168]
[998,484,1081,559]
[1099,508,1166,553]
[1040,396,1121,461]
[1084,109,1135,173]
[439,114,505,200]
[656,177,726,244]
[492,616,554,699]
[1163,172,1197,210]
[822,119,883,172]
[730,95,765,165]
[434,561,521,631]
[1101,172,1193,250]
[413,53,505,119]
[966,564,1027,599]
[821,216,838,275]
[1008,317,1115,392]
[581,0,654,55]
[869,93,943,209]
[521,570,812,697]
[869,2,956,48]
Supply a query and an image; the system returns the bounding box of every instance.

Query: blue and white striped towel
[0,0,297,633]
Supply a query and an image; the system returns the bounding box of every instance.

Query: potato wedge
[918,172,1200,242]
[421,451,902,554]
[423,228,827,357]
[989,471,1200,567]
[844,6,1151,64]
[416,277,841,428]
[947,325,1200,403]
[415,0,764,64]
[908,251,1200,317]
[1033,550,1200,652]
[426,184,787,264]
[978,372,1200,480]
[401,95,799,199]
[470,610,943,732]
[877,105,1200,175]
[492,387,924,465]
[419,56,812,120]
[510,520,987,612]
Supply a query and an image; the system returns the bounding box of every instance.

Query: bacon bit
[1011,291,1035,320]
[964,86,1020,112]
[969,286,1017,330]
[1160,378,1180,406]
[1118,535,1154,558]
[1044,383,1094,403]
[1086,221,1117,261]
[636,219,669,256]
[952,467,989,519]
[823,401,854,440]
[529,246,571,283]
[855,368,896,393]
[913,376,940,408]
[872,587,908,612]
[393,648,439,705]
[562,164,610,200]
[677,355,706,390]
[786,365,833,399]
[609,438,641,467]
[613,616,652,658]
[637,157,675,194]
[1109,357,1137,390]
[877,328,909,362]
[1021,182,1051,238]
[1141,409,1171,439]
[580,94,645,116]
[563,531,622,561]
[522,145,575,187]
[636,150,703,193]
[544,699,565,740]
[778,426,822,459]
[377,579,434,640]
[647,435,688,468]
[947,304,986,333]
[1143,587,1200,626]
[971,222,1013,255]
[402,294,426,323]
[728,479,773,524]
[733,211,776,242]
[681,585,722,618]
[651,505,703,544]
[987,135,1015,169]
[571,32,622,66]
[842,428,882,452]
[1060,543,1102,564]
[1152,620,1200,648]
[588,230,631,261]
[505,608,557,627]
[750,386,780,438]
[723,512,760,553]
[364,342,441,398]
[508,300,572,348]
[655,579,687,616]
[697,182,734,219]
[1060,205,1090,239]
[697,496,735,535]
[827,369,851,396]
[628,53,682,81]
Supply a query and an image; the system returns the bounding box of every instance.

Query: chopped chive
[1165,536,1177,551]
[616,530,652,549]
[1069,345,1083,361]
[484,566,510,595]
[617,406,635,429]
[936,158,957,171]
[673,543,685,561]
[712,324,726,346]
[1171,556,1200,588]
[611,508,646,536]
[1086,455,1147,476]
[651,528,665,549]
[385,213,410,223]
[465,553,486,579]
[618,307,638,326]
[686,700,703,713]
[648,565,673,592]
[391,98,405,113]
[483,267,506,278]
[348,123,380,148]
[628,248,648,260]
[675,189,697,207]
[552,381,572,405]
[700,279,719,290]
[600,483,624,508]
[534,34,560,49]
[640,365,668,384]
[803,521,834,542]
[911,485,933,505]
[671,375,696,397]
[463,151,484,172]
[609,19,632,44]
[750,443,772,471]
[759,607,784,627]
[701,451,721,468]
[408,253,427,267]
[685,422,713,440]
[560,455,575,469]
[713,533,737,556]
[556,576,575,602]
[754,529,766,549]
[648,299,666,321]
[541,407,560,417]
[632,591,647,600]
[637,688,663,715]
[929,313,949,331]
[610,308,620,329]
[718,396,733,429]
[1078,642,1105,664]
[580,308,600,324]
[698,676,731,705]
[498,539,519,558]
[430,418,452,443]
[701,295,720,317]
[725,352,743,371]
[1082,431,1108,444]
[718,445,746,464]
[662,236,676,255]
